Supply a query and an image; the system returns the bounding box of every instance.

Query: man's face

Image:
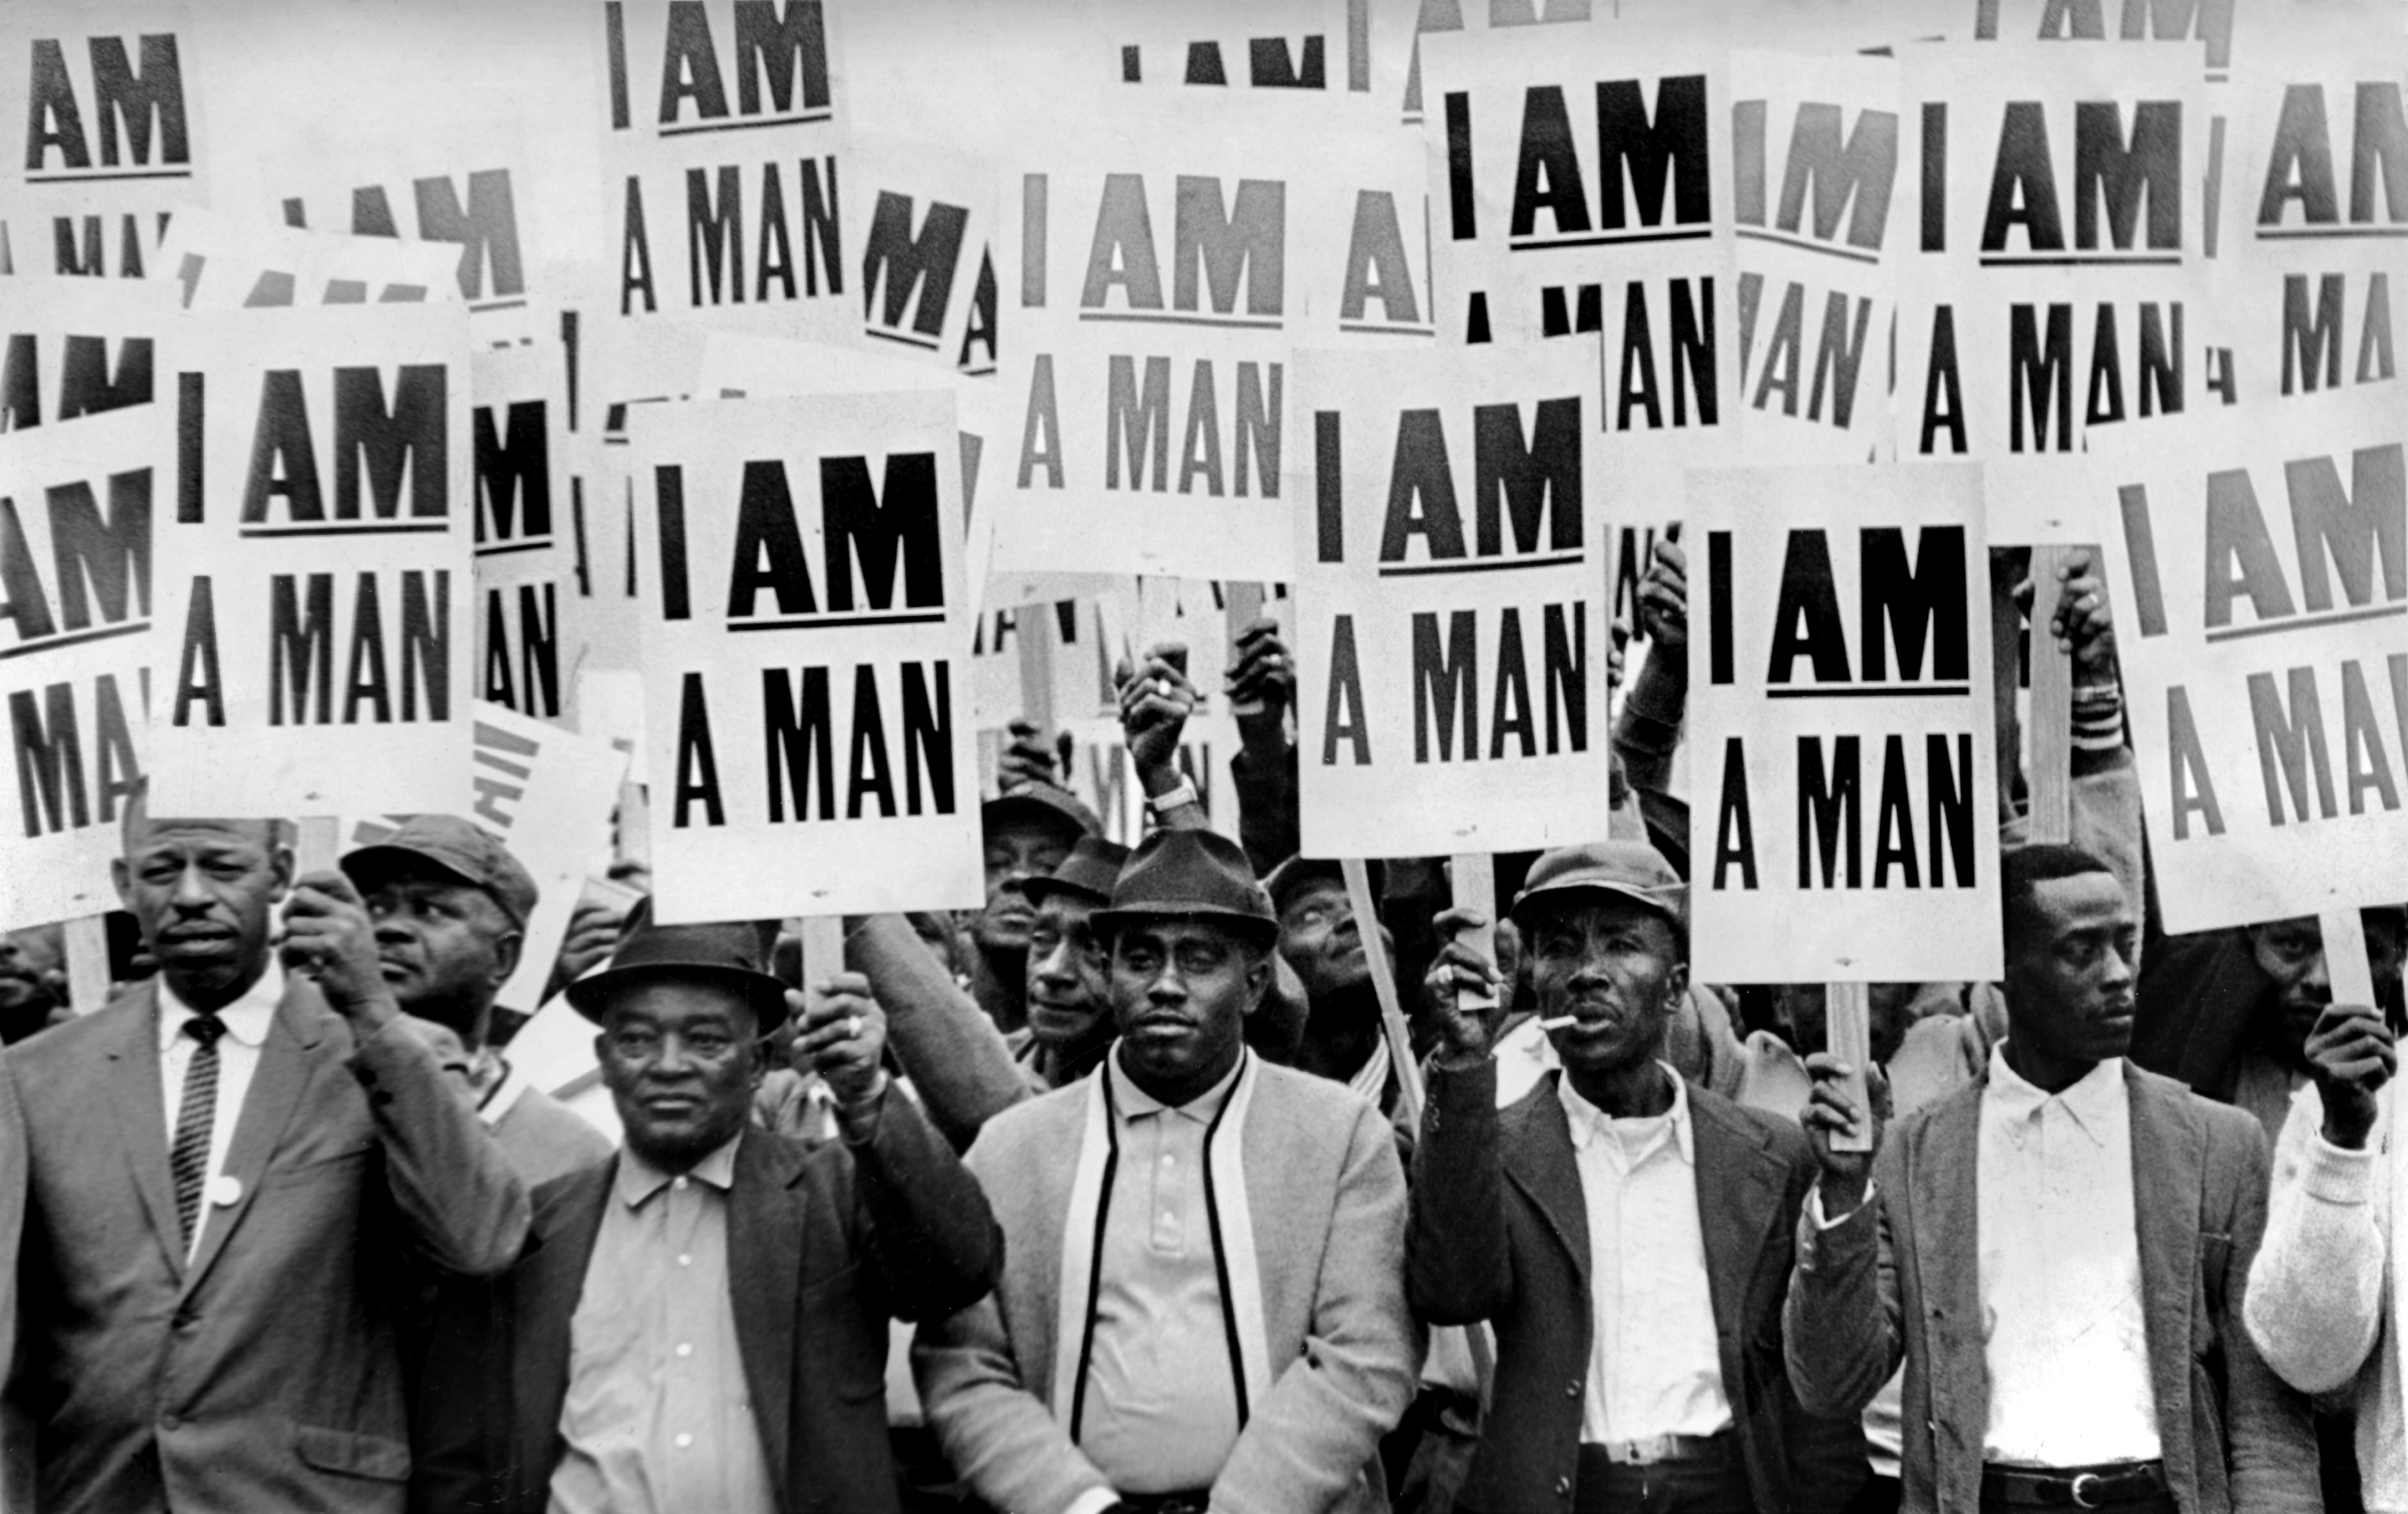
[977,818,1076,953]
[1277,878,1389,1002]
[595,979,763,1169]
[0,926,64,1015]
[361,868,521,1041]
[1528,897,1687,1078]
[2005,872,2140,1068]
[2248,914,2408,1064]
[114,816,290,999]
[1026,893,1112,1052]
[1109,917,1267,1097]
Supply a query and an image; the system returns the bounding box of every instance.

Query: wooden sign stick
[296,816,342,878]
[1342,858,1424,1131]
[2024,545,2076,845]
[2321,907,2379,1012]
[1449,854,1499,1020]
[1823,981,1875,1153]
[63,913,111,1017]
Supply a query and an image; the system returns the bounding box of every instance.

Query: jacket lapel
[1501,1073,1590,1296]
[1910,1082,1988,1495]
[2124,1066,2200,1472]
[1688,1093,1784,1380]
[178,979,323,1301]
[518,1161,614,1491]
[100,981,181,1275]
[728,1132,805,1505]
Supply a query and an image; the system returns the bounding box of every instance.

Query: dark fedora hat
[1025,835,1132,910]
[564,897,789,1032]
[1091,830,1278,947]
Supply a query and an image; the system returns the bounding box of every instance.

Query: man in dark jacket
[412,903,1001,1514]
[1410,839,1864,1514]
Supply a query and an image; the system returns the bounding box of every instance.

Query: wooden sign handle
[1342,858,1424,1131]
[1823,981,1874,1154]
[799,916,847,996]
[296,816,342,878]
[64,913,110,1017]
[2025,545,2076,846]
[2321,907,2379,1011]
[1449,854,1498,1018]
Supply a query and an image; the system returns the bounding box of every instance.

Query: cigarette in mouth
[1536,1015,1579,1031]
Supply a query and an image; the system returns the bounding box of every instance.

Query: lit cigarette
[1536,1015,1579,1031]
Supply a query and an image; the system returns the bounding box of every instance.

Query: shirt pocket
[294,1422,409,1483]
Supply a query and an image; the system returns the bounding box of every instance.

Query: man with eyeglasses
[410,901,1001,1514]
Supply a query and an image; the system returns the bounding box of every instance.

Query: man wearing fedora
[1411,838,1864,1514]
[342,816,609,1188]
[915,828,1421,1514]
[411,903,1001,1514]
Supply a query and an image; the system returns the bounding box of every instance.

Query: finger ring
[846,1014,863,1040]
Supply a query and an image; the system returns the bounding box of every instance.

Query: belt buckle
[2069,1473,2104,1509]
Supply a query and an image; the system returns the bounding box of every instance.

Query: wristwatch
[1145,777,1199,816]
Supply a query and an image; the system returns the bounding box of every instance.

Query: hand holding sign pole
[1342,857,1423,1133]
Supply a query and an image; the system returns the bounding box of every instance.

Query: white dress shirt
[157,963,283,1262]
[1561,1064,1732,1444]
[1977,1045,2161,1466]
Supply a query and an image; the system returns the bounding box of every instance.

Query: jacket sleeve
[1782,1141,1904,1420]
[853,913,1035,1150]
[0,1051,24,1481]
[1771,1147,1872,1514]
[912,1132,1118,1514]
[1215,1103,1424,1514]
[1407,1057,1514,1326]
[2244,1088,2385,1396]
[1229,736,1300,878]
[2215,1111,2330,1513]
[351,1013,530,1277]
[847,1083,1003,1323]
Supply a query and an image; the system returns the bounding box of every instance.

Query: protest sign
[1971,0,2233,72]
[1397,0,1594,126]
[1685,461,2002,982]
[2084,384,2408,933]
[595,0,852,344]
[846,136,998,376]
[462,702,625,1016]
[1,3,209,280]
[629,389,981,923]
[1,274,174,434]
[989,92,1424,581]
[1894,45,2214,464]
[1111,0,1417,107]
[1730,50,1902,462]
[1291,342,1616,857]
[148,306,476,817]
[0,408,165,927]
[155,203,456,310]
[472,341,577,725]
[2215,41,2406,407]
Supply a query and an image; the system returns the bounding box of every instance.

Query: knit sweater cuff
[2302,1131,2379,1206]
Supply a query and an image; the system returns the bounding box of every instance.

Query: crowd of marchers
[0,540,2400,1514]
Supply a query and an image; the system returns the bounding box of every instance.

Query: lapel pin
[208,1175,243,1209]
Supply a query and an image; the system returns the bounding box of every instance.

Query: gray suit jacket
[914,1058,1422,1514]
[2,975,528,1514]
[1783,1061,2319,1514]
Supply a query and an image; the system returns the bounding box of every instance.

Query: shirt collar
[1985,1041,2127,1147]
[1558,1061,1694,1165]
[1107,1042,1245,1127]
[616,1129,743,1208]
[157,961,284,1052]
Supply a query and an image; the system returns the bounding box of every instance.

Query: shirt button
[1566,1380,1580,1398]
[678,1254,692,1267]
[676,1343,693,1358]
[672,1176,689,1190]
[161,1413,183,1432]
[675,1432,692,1449]
[1161,1154,1174,1167]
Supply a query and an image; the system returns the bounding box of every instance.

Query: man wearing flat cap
[916,828,1422,1514]
[412,902,1001,1514]
[1411,839,1863,1514]
[342,816,609,1188]
[972,779,1104,1035]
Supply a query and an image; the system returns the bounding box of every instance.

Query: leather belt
[1582,1430,1734,1466]
[1980,1460,2169,1507]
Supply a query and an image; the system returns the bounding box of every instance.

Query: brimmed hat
[1091,830,1278,947]
[1025,836,1132,909]
[981,781,1102,845]
[1509,839,1687,931]
[564,898,789,1032]
[1262,855,1385,919]
[342,814,540,928]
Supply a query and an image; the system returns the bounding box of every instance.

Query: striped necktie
[170,1013,227,1250]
